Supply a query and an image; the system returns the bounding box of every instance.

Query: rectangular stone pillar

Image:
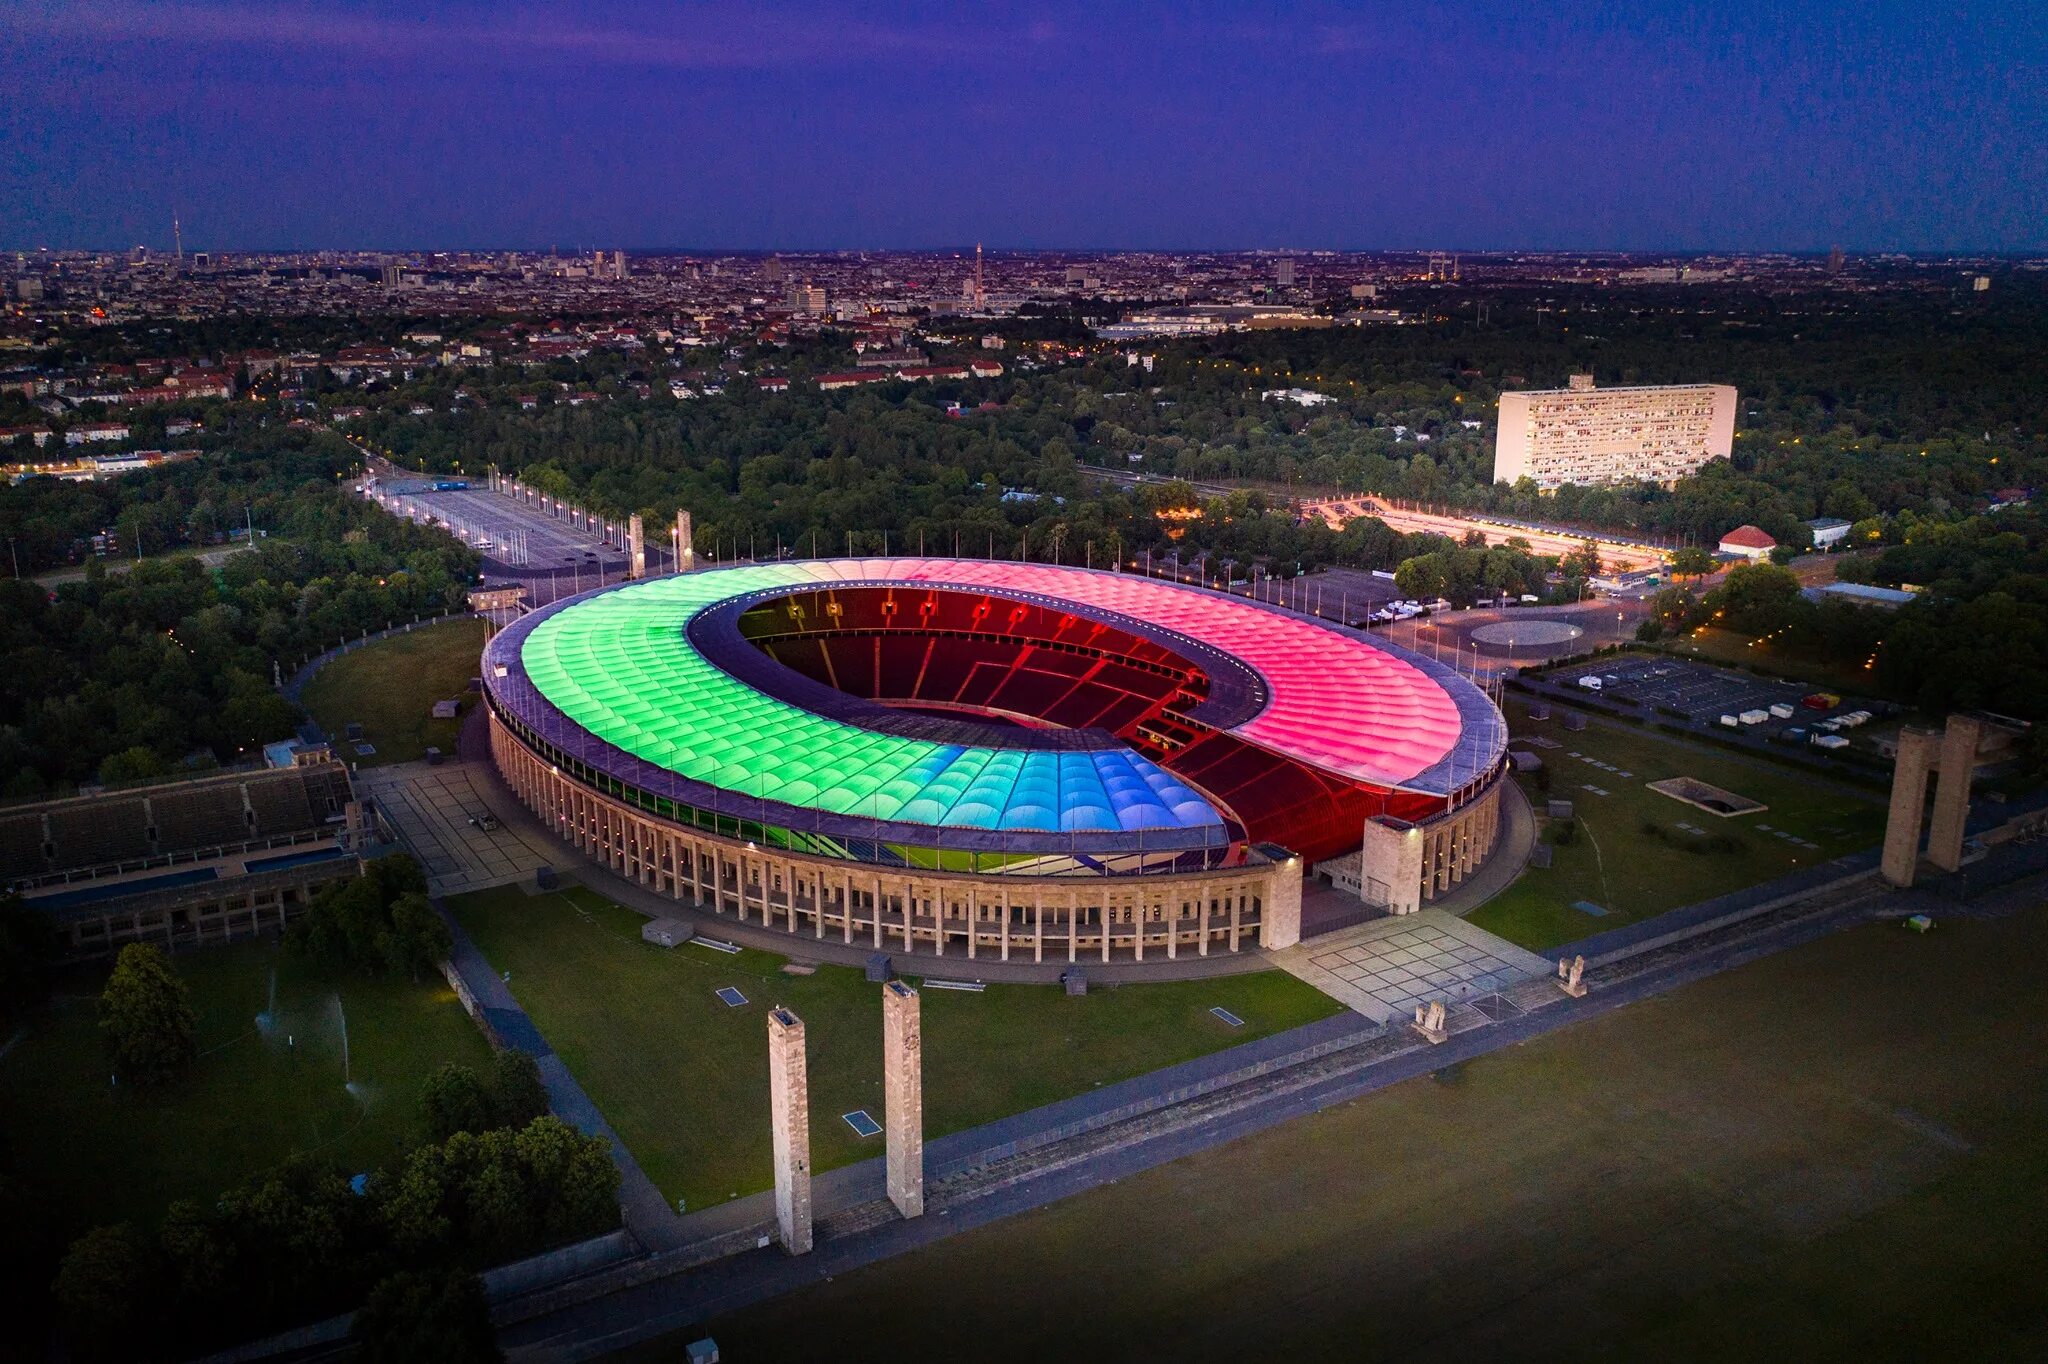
[1360,816,1426,914]
[675,509,696,572]
[1263,852,1303,949]
[883,981,924,1219]
[1882,727,1940,887]
[1926,715,1982,873]
[767,1007,812,1254]
[627,513,646,579]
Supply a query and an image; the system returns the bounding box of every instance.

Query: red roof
[1719,525,1777,550]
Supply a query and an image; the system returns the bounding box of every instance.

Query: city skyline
[2,0,2043,253]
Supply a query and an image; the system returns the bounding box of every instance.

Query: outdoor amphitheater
[481,559,1510,963]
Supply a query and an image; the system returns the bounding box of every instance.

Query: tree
[383,892,453,980]
[53,1223,156,1360]
[421,1064,497,1144]
[291,855,444,979]
[98,943,197,1084]
[97,745,167,786]
[486,1051,550,1131]
[1670,546,1715,581]
[421,1052,551,1142]
[349,1270,503,1364]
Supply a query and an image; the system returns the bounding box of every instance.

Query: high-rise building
[788,282,826,314]
[610,249,628,280]
[763,256,785,283]
[962,243,986,310]
[1827,244,1845,274]
[1275,257,1296,287]
[1493,377,1737,489]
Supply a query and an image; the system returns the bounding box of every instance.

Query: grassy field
[681,905,2048,1363]
[1469,698,1886,950]
[0,937,492,1238]
[449,884,1342,1211]
[300,617,488,765]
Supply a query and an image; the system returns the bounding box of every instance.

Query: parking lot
[1559,656,1885,746]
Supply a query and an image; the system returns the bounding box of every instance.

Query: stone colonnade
[1356,778,1505,915]
[491,712,1295,960]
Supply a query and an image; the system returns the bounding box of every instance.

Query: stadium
[482,558,1509,962]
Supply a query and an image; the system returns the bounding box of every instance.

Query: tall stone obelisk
[883,981,924,1218]
[675,509,697,573]
[767,1007,813,1253]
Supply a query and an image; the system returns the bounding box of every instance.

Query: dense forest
[0,431,478,794]
[335,279,2047,570]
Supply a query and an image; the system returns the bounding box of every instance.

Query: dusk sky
[2,0,2042,253]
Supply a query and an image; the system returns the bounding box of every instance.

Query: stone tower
[883,981,925,1218]
[675,509,696,573]
[767,1007,813,1253]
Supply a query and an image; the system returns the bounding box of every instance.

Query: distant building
[1493,377,1737,489]
[65,422,131,445]
[1806,517,1853,550]
[788,283,827,314]
[1717,525,1778,560]
[1275,258,1296,287]
[1802,581,1916,610]
[1973,275,1992,292]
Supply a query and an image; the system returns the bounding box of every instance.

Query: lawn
[683,905,2048,1363]
[449,884,1342,1212]
[1469,698,1886,951]
[0,937,492,1239]
[300,617,488,765]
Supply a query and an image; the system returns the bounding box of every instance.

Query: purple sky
[2,0,2042,252]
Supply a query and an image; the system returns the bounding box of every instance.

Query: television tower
[173,211,184,268]
[974,242,984,309]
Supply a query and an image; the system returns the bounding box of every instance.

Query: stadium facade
[483,559,1508,961]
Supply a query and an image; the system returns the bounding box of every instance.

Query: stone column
[675,509,696,572]
[1882,727,1941,887]
[767,1007,813,1254]
[627,513,646,580]
[1927,715,1982,873]
[883,982,924,1219]
[1263,852,1303,949]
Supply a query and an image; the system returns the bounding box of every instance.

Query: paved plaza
[1266,909,1554,1022]
[354,762,553,894]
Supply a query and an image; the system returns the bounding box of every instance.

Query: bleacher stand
[4,762,365,956]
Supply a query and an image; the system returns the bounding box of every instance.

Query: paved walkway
[1265,908,1553,1021]
[437,906,690,1251]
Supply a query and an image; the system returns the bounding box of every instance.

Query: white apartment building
[1493,376,1737,489]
